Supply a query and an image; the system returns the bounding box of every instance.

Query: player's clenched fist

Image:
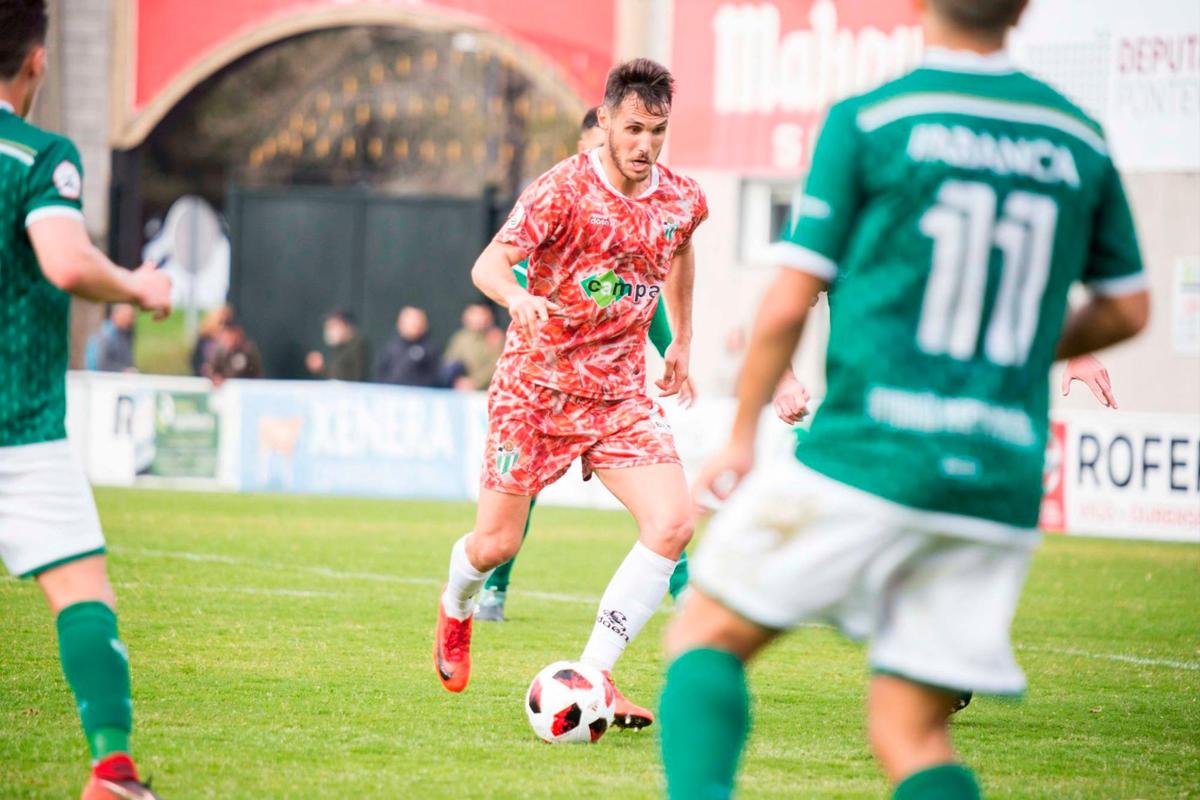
[130,260,173,320]
[773,373,810,425]
[691,437,755,516]
[504,288,560,340]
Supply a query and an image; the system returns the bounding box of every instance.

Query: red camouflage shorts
[481,370,680,496]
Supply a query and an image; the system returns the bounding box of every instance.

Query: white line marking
[1018,644,1200,672]
[109,546,604,606]
[102,547,1200,673]
[112,581,342,599]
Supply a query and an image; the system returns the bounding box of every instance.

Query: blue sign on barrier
[238,381,472,500]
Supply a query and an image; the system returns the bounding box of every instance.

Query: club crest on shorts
[496,441,520,475]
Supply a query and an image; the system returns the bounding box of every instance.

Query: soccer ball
[525,660,615,744]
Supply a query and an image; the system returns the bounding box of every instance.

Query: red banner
[133,0,614,113]
[1040,419,1068,532]
[670,0,922,174]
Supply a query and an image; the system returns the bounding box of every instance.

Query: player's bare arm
[657,239,695,397]
[1055,290,1149,362]
[470,240,559,340]
[28,216,171,317]
[693,269,825,506]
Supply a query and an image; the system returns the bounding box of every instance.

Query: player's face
[604,95,669,184]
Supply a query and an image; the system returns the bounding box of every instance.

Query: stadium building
[35,0,1199,537]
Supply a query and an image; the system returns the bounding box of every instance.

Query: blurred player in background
[0,2,172,797]
[659,0,1149,797]
[476,106,696,623]
[434,59,707,729]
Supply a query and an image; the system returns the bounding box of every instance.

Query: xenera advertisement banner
[237,380,472,500]
[1042,412,1200,542]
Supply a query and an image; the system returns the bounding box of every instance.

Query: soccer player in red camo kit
[433,58,708,729]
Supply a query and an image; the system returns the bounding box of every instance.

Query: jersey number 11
[917,179,1058,368]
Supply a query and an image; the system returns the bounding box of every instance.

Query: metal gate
[227,186,507,378]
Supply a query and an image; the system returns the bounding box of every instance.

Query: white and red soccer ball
[525,661,615,744]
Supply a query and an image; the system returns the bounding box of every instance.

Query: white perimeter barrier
[66,373,1198,542]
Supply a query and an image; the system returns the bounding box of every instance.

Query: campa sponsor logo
[580,269,661,309]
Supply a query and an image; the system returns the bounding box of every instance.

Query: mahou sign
[671,0,922,173]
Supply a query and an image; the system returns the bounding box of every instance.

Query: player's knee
[468,529,523,570]
[645,512,693,559]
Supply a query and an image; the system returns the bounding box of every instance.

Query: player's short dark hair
[0,0,48,80]
[581,107,599,132]
[325,308,355,325]
[603,59,674,115]
[929,0,1026,35]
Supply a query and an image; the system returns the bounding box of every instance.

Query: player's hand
[305,351,324,375]
[131,261,172,320]
[691,437,754,517]
[773,375,810,425]
[506,289,560,340]
[1062,355,1117,409]
[676,376,698,409]
[657,341,690,398]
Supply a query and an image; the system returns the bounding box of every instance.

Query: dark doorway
[227,185,509,379]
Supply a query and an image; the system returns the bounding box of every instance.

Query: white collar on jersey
[922,46,1016,75]
[0,100,14,114]
[588,146,660,201]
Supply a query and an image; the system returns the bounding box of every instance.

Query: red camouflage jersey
[493,149,708,400]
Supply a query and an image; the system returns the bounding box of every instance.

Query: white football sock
[441,534,493,620]
[581,542,677,672]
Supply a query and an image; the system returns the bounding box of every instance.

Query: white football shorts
[0,439,105,577]
[692,457,1040,695]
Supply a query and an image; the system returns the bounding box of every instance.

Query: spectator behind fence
[85,303,136,372]
[191,304,233,378]
[210,323,262,386]
[443,301,504,390]
[375,306,441,387]
[306,309,368,381]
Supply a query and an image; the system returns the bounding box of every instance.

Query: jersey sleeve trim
[1086,271,1148,297]
[25,205,85,228]
[856,93,1108,155]
[0,141,35,166]
[770,242,838,281]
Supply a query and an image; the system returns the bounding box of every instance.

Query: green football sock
[894,764,981,800]
[56,601,133,760]
[660,648,749,800]
[484,495,537,593]
[668,551,689,601]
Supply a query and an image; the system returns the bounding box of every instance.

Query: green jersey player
[475,108,698,622]
[0,3,171,797]
[660,1,1149,798]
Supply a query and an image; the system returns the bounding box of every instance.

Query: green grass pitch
[2,488,1197,798]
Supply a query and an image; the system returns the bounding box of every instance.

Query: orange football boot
[434,589,473,692]
[81,754,162,800]
[602,670,654,730]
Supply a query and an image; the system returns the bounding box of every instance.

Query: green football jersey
[779,50,1145,530]
[514,258,674,357]
[0,102,85,447]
